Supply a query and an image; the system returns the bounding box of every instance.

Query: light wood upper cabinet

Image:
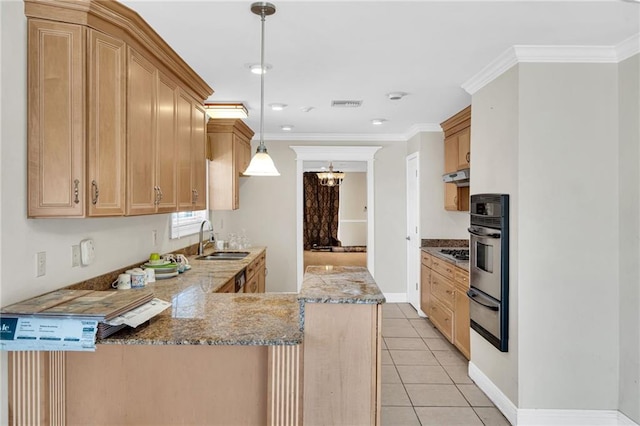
[191,104,207,211]
[208,119,255,211]
[24,0,213,218]
[126,48,158,215]
[441,106,471,212]
[457,128,471,170]
[87,30,126,216]
[27,20,86,218]
[177,93,207,212]
[155,72,179,213]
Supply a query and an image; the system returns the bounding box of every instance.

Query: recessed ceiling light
[281,125,294,131]
[387,92,408,101]
[371,119,387,126]
[270,103,287,111]
[247,63,273,74]
[300,106,315,113]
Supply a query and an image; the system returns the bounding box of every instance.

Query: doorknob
[406,236,411,241]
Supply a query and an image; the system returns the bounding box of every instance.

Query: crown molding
[462,35,640,95]
[262,132,406,142]
[403,123,443,140]
[616,33,640,62]
[290,146,382,161]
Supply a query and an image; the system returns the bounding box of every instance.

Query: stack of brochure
[0,290,169,350]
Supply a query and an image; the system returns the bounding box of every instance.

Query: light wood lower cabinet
[217,277,235,293]
[245,250,266,293]
[303,303,381,425]
[421,250,470,359]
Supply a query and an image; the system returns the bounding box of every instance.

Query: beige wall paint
[409,131,470,240]
[339,171,367,246]
[618,53,640,423]
[470,65,520,406]
[518,62,619,410]
[214,140,408,294]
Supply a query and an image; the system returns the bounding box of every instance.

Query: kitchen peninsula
[7,251,384,426]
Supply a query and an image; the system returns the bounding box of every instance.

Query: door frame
[290,146,381,291]
[406,152,421,309]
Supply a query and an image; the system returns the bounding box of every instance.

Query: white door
[406,153,420,310]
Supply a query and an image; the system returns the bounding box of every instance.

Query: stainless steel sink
[196,252,249,261]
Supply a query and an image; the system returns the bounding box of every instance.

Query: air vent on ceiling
[331,100,363,108]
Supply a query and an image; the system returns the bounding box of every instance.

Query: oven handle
[468,227,501,239]
[467,289,500,311]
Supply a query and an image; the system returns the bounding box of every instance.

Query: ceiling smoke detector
[331,100,363,108]
[387,92,407,101]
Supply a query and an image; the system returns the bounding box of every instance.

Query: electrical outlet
[151,230,158,247]
[72,245,81,267]
[36,252,46,277]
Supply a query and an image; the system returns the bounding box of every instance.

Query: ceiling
[121,1,639,141]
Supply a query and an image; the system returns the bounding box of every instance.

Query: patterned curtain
[303,172,341,250]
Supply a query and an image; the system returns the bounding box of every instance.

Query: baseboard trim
[468,362,640,426]
[468,362,518,425]
[518,409,638,425]
[383,293,407,303]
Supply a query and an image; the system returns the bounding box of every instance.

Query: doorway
[291,146,381,291]
[302,164,368,270]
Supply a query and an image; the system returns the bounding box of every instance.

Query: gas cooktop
[439,249,469,262]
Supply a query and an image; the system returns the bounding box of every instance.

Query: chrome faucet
[198,220,215,255]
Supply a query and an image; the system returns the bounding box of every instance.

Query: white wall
[338,171,367,246]
[410,131,470,240]
[214,140,408,294]
[618,53,640,423]
[470,65,520,406]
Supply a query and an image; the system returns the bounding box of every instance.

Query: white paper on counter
[104,298,171,328]
[0,316,98,351]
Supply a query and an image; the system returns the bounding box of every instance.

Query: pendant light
[243,2,280,176]
[317,163,345,187]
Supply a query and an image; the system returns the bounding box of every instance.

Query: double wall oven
[468,194,509,352]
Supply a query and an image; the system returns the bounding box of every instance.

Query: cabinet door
[156,72,178,213]
[176,93,194,211]
[27,20,85,217]
[191,104,207,210]
[126,48,157,215]
[420,264,431,316]
[87,29,126,217]
[244,274,259,293]
[457,128,470,170]
[209,133,236,210]
[444,135,459,174]
[454,287,471,359]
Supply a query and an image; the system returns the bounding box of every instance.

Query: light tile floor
[381,303,510,426]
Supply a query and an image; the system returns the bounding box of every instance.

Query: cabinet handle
[466,152,470,163]
[74,179,80,204]
[192,189,199,204]
[158,186,163,202]
[91,180,99,205]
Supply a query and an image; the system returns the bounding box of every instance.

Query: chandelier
[317,163,345,187]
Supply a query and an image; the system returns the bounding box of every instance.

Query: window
[170,210,209,239]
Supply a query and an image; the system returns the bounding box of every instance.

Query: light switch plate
[80,239,95,266]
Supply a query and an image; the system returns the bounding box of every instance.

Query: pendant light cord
[259,10,266,150]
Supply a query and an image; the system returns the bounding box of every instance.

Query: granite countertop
[299,266,385,304]
[421,246,470,272]
[101,246,303,346]
[100,250,384,346]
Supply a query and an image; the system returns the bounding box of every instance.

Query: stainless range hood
[442,168,470,187]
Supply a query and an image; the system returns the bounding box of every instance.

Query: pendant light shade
[244,2,280,177]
